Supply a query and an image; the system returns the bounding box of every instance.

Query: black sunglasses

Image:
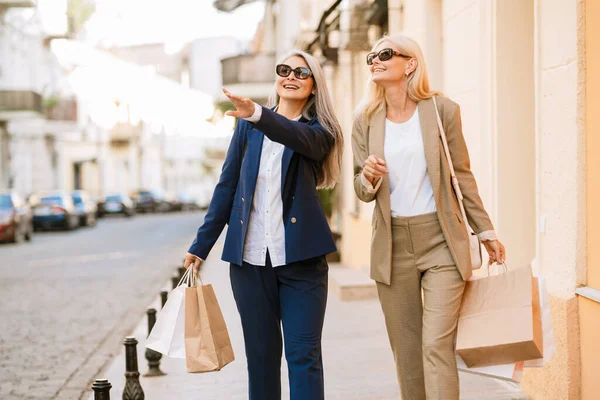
[276,64,313,80]
[366,48,411,65]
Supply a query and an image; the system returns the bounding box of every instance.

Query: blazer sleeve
[444,104,496,238]
[352,116,379,203]
[187,120,246,259]
[252,106,334,161]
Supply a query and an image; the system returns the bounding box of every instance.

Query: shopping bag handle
[487,262,508,276]
[176,267,195,288]
[194,270,204,287]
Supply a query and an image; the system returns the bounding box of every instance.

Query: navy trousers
[229,253,328,400]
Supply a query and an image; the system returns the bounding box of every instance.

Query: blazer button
[291,217,297,224]
[242,197,245,203]
[240,220,244,225]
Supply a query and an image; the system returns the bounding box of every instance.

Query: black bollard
[160,290,168,309]
[178,266,186,280]
[123,336,144,400]
[171,274,179,290]
[144,308,165,377]
[92,378,112,400]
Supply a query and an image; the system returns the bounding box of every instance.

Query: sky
[83,0,265,51]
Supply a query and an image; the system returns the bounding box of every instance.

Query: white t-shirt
[384,108,437,217]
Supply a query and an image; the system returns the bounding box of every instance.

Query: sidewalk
[90,243,528,400]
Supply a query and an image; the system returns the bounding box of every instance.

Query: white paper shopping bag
[146,268,193,358]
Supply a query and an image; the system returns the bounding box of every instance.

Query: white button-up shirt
[242,104,301,267]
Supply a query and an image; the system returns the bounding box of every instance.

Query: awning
[306,0,342,63]
[212,0,259,12]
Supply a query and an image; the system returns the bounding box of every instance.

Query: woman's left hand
[483,240,506,264]
[223,88,255,119]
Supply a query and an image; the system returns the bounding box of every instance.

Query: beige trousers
[376,212,465,400]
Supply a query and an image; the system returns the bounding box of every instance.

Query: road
[0,211,206,400]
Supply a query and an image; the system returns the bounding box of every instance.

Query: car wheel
[25,223,33,241]
[65,217,76,231]
[11,230,23,243]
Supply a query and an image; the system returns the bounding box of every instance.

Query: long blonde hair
[355,33,441,120]
[267,50,343,189]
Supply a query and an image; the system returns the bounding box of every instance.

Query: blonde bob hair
[356,33,441,120]
[267,50,343,189]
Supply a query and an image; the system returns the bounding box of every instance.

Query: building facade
[1,4,226,205]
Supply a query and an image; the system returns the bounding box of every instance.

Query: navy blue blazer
[188,106,337,266]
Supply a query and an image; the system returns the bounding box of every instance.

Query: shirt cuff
[478,230,498,242]
[187,252,203,262]
[360,172,383,194]
[244,103,262,123]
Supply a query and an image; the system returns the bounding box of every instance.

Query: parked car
[0,191,33,243]
[98,193,136,217]
[30,192,79,231]
[72,190,97,227]
[165,191,183,212]
[176,192,199,211]
[132,189,169,213]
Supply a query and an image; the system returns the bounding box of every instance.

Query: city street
[0,212,205,400]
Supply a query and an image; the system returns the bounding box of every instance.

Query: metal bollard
[92,378,112,400]
[160,290,168,309]
[171,274,179,290]
[123,336,144,400]
[144,308,165,377]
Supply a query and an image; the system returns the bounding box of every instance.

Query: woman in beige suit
[352,33,506,399]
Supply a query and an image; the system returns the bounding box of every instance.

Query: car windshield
[106,195,121,202]
[0,195,12,208]
[40,196,63,206]
[72,195,83,204]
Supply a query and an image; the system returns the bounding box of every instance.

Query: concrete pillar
[521,0,585,398]
[387,0,403,34]
[402,0,443,89]
[494,0,536,270]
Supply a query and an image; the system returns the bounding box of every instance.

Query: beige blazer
[352,96,495,285]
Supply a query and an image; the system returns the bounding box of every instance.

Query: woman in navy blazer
[184,50,343,400]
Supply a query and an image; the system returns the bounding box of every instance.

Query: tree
[67,0,96,36]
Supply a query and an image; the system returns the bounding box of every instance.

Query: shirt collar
[275,105,302,121]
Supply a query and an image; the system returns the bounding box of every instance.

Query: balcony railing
[0,0,37,8]
[110,122,142,146]
[0,90,43,114]
[45,98,78,121]
[221,54,276,86]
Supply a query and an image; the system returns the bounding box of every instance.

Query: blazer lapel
[368,107,391,230]
[281,146,294,189]
[281,115,308,191]
[418,98,441,202]
[246,128,264,194]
